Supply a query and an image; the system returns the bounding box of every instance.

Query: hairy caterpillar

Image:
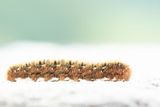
[7,60,131,82]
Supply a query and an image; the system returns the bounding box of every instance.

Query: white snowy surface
[0,42,160,107]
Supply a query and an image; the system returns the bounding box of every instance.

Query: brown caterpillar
[7,60,131,82]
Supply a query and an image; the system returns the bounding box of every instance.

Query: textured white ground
[0,42,160,107]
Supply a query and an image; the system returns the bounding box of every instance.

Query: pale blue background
[0,0,160,44]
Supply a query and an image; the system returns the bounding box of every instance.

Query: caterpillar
[7,60,131,82]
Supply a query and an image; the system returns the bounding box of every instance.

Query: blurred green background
[0,0,160,44]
